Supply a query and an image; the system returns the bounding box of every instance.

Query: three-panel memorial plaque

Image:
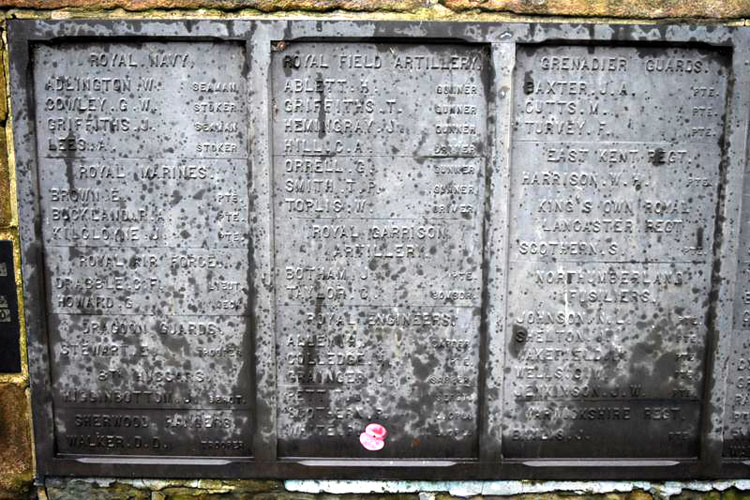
[7,19,750,479]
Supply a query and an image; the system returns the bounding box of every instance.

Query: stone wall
[26,478,750,499]
[1,1,750,499]
[0,11,33,497]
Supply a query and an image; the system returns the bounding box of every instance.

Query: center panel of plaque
[271,42,489,459]
[32,41,254,459]
[503,44,730,459]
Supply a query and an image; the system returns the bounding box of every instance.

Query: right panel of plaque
[504,44,729,458]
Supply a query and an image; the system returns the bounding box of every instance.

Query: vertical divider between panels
[249,21,279,465]
[480,41,515,464]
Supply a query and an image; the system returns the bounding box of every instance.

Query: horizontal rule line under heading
[44,245,248,250]
[277,304,478,308]
[43,157,250,161]
[48,312,250,317]
[287,217,469,221]
[511,398,702,403]
[273,155,485,159]
[509,260,707,265]
[512,140,717,145]
[58,406,254,411]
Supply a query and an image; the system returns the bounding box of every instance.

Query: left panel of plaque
[33,42,253,457]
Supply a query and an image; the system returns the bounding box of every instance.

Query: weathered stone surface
[450,495,648,500]
[0,39,9,229]
[35,483,750,500]
[43,479,283,500]
[440,0,750,18]
[627,492,655,500]
[0,0,425,13]
[210,480,282,494]
[0,48,8,125]
[252,493,320,500]
[2,0,750,17]
[154,480,281,498]
[44,484,421,500]
[252,494,419,500]
[153,487,225,499]
[673,492,722,500]
[0,131,11,228]
[44,480,151,500]
[719,489,750,500]
[0,383,32,499]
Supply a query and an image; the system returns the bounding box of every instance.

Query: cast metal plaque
[0,240,22,373]
[504,44,728,458]
[727,126,750,459]
[32,41,253,457]
[271,42,488,459]
[8,20,750,480]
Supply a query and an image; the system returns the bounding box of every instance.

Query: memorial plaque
[271,42,488,458]
[504,45,728,458]
[33,41,253,457]
[0,240,22,373]
[9,20,750,479]
[726,146,750,459]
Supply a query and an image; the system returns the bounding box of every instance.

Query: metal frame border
[7,19,750,480]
